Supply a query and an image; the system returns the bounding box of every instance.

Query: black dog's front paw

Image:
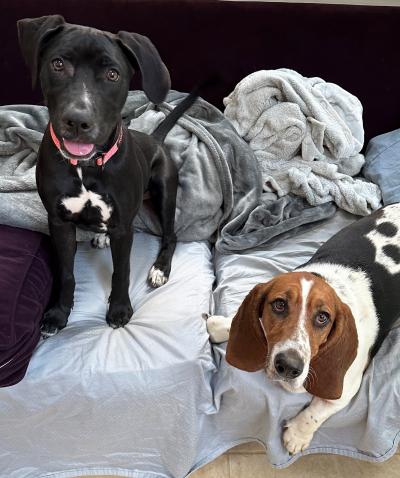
[41,306,70,338]
[148,265,169,288]
[106,301,133,329]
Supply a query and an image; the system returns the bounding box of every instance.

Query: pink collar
[49,123,124,167]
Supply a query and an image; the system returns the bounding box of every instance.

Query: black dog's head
[17,15,170,158]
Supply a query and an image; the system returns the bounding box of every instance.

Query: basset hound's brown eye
[107,69,119,82]
[52,58,64,71]
[271,298,287,314]
[315,311,330,327]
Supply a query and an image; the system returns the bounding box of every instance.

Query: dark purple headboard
[1,0,400,143]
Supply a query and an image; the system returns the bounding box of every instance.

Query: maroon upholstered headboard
[1,0,399,143]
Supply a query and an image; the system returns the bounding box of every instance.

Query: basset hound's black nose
[274,350,304,379]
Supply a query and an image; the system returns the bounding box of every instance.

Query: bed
[1,1,400,477]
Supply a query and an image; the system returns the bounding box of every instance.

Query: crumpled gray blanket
[0,90,335,251]
[224,69,382,215]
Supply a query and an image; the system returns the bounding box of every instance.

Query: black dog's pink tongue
[63,139,94,156]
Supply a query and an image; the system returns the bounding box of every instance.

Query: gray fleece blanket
[0,90,335,252]
[224,69,382,215]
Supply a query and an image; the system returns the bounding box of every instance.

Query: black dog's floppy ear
[17,15,65,88]
[116,31,171,105]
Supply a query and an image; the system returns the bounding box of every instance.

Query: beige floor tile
[229,453,272,478]
[228,442,265,454]
[228,453,400,478]
[75,453,400,478]
[190,454,230,478]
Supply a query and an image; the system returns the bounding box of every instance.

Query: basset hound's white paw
[283,416,314,455]
[203,314,232,343]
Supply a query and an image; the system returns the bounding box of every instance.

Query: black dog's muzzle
[49,122,124,167]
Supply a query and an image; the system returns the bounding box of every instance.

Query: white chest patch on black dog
[366,204,400,274]
[61,167,113,230]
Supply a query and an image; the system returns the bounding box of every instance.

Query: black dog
[17,15,196,336]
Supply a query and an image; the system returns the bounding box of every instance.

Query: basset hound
[206,203,400,454]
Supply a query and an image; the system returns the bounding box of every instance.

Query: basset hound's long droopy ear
[306,301,358,400]
[17,15,65,88]
[226,283,270,372]
[116,31,171,105]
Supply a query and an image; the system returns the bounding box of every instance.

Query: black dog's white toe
[40,307,68,338]
[91,233,110,249]
[148,266,169,288]
[40,326,59,339]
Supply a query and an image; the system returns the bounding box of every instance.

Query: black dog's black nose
[274,350,304,379]
[62,108,94,134]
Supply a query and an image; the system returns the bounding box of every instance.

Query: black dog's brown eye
[315,311,330,327]
[52,58,64,71]
[107,69,119,82]
[271,299,287,314]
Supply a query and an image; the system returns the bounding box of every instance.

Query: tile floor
[80,442,400,477]
[190,443,400,477]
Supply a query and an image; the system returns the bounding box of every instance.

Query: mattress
[1,212,399,477]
